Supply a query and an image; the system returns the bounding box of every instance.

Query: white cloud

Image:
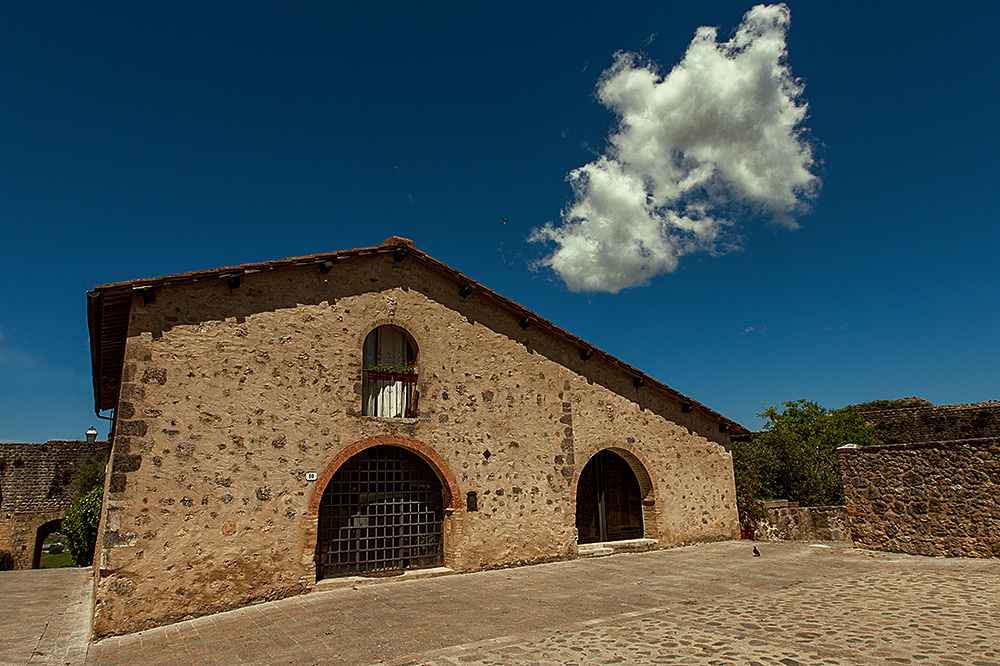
[531,4,819,293]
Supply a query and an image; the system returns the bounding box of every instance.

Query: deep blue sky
[2,1,997,442]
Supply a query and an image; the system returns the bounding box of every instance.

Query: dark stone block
[109,473,127,493]
[104,531,131,548]
[141,367,167,385]
[113,454,142,474]
[117,421,148,437]
[119,384,145,401]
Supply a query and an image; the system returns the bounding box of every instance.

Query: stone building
[0,435,110,569]
[87,237,746,637]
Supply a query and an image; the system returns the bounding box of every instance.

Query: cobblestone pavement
[15,541,1000,665]
[0,566,93,666]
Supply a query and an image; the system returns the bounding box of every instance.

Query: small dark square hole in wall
[482,449,491,460]
[467,492,478,512]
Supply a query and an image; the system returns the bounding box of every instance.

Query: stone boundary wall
[838,438,1000,557]
[0,440,110,568]
[862,402,1000,444]
[754,504,850,542]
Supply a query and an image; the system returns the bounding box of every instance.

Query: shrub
[732,438,769,528]
[0,550,16,570]
[733,400,883,509]
[49,544,64,554]
[72,453,108,497]
[62,486,103,566]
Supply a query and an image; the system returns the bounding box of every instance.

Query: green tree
[62,486,103,566]
[72,452,108,496]
[734,400,883,511]
[731,437,770,528]
[758,399,882,456]
[60,453,108,567]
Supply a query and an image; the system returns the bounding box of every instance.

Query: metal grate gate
[316,446,444,579]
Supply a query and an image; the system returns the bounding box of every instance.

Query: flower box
[366,370,417,383]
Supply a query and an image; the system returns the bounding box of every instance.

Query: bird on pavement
[753,546,761,557]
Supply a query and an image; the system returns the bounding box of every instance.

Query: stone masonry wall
[93,253,739,636]
[838,438,1000,557]
[0,440,111,568]
[863,403,1000,444]
[754,504,850,542]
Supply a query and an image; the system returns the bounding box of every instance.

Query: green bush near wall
[62,486,103,566]
[734,399,884,515]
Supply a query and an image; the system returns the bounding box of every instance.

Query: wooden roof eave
[88,288,133,413]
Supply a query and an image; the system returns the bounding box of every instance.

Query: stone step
[578,545,614,558]
[578,538,659,559]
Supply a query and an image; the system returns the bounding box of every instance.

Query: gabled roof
[88,237,748,435]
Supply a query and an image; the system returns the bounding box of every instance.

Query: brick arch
[308,435,461,516]
[361,320,420,363]
[572,444,657,503]
[571,443,659,541]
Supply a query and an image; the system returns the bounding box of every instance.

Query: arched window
[362,326,417,418]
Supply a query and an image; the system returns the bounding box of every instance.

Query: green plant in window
[368,361,415,374]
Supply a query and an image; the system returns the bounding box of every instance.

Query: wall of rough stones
[838,438,1000,557]
[93,253,739,637]
[863,403,1000,444]
[754,503,850,542]
[0,440,110,568]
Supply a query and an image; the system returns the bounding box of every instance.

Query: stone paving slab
[0,566,93,666]
[83,541,1000,665]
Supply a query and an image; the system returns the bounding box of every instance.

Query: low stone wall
[838,438,1000,557]
[754,503,850,542]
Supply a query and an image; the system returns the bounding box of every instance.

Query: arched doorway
[316,446,444,579]
[576,450,644,544]
[32,519,63,569]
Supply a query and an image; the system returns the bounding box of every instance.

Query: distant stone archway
[32,519,63,569]
[1,439,109,570]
